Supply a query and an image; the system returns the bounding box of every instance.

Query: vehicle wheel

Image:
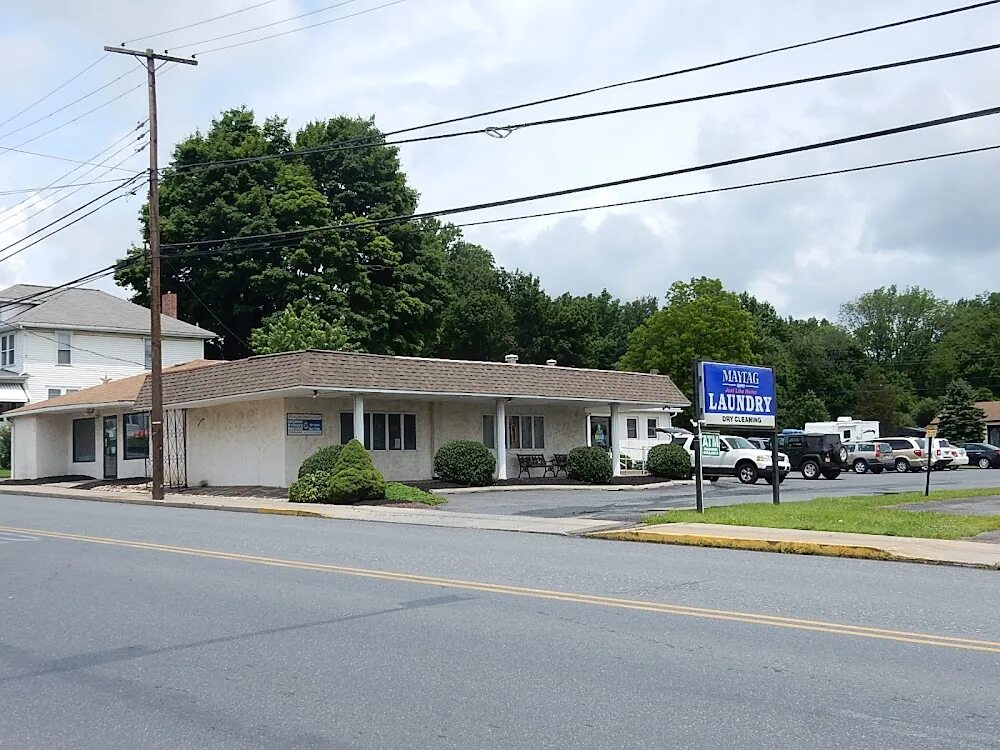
[948,465,958,471]
[852,459,868,474]
[978,458,991,469]
[895,458,910,473]
[765,473,786,485]
[822,469,842,480]
[736,462,759,484]
[839,447,849,463]
[801,460,820,480]
[709,476,720,483]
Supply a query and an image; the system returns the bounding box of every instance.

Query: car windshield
[725,436,754,450]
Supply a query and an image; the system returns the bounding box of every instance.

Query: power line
[0,142,144,172]
[0,56,107,129]
[170,0,363,51]
[0,176,132,198]
[166,41,1000,175]
[161,104,1000,250]
[20,327,148,368]
[124,0,283,44]
[163,256,250,350]
[189,0,412,55]
[375,0,1000,140]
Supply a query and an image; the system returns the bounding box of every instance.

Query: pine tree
[937,379,986,442]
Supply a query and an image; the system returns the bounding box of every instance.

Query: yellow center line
[5,524,999,653]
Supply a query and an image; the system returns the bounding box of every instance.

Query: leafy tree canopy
[250,302,358,355]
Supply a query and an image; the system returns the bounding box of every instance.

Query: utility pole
[104,46,197,500]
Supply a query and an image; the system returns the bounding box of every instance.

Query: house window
[340,412,416,451]
[72,418,96,463]
[507,415,545,450]
[647,418,658,438]
[144,337,152,369]
[56,332,72,365]
[47,388,62,400]
[626,418,638,439]
[482,414,496,449]
[124,412,149,460]
[1,333,13,367]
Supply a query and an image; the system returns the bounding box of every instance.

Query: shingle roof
[976,401,1000,424]
[135,350,690,409]
[4,360,221,417]
[0,285,215,339]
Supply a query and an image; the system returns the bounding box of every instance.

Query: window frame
[626,418,638,440]
[143,337,152,369]
[647,418,658,439]
[72,417,96,463]
[123,412,150,460]
[507,415,545,450]
[482,414,496,449]
[56,331,72,365]
[340,411,417,451]
[0,333,13,367]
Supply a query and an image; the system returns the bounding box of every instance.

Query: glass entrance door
[103,416,118,480]
[589,416,611,450]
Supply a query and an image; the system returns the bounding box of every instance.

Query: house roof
[3,360,221,417]
[135,350,691,409]
[0,285,215,339]
[930,401,1000,426]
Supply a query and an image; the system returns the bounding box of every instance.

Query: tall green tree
[115,108,448,359]
[778,390,830,430]
[929,293,1000,398]
[618,277,754,398]
[852,367,916,436]
[937,379,987,442]
[250,302,358,354]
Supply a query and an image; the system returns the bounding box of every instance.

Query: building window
[482,414,496,449]
[626,418,638,439]
[47,388,62,400]
[340,412,416,451]
[72,418,96,463]
[1,333,13,367]
[56,332,71,365]
[124,413,149,460]
[144,337,152,369]
[507,415,545,450]
[647,418,658,438]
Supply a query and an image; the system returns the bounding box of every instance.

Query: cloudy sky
[1,0,998,320]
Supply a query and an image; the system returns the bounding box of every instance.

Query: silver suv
[844,441,894,474]
[881,437,952,473]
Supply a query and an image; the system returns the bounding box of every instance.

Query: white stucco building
[5,350,689,486]
[0,284,215,411]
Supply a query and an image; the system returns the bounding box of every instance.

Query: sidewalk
[590,523,1000,568]
[0,485,619,536]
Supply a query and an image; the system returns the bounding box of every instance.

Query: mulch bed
[0,475,93,486]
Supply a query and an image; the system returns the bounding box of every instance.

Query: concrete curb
[587,528,1000,569]
[435,481,680,495]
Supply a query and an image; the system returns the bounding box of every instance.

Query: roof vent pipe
[546,359,557,367]
[504,354,519,364]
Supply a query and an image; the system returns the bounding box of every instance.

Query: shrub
[325,439,386,504]
[433,440,496,486]
[647,443,691,479]
[567,446,613,484]
[0,424,10,471]
[297,444,343,478]
[288,471,335,503]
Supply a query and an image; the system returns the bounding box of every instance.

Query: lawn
[643,488,1000,540]
[0,469,9,479]
[385,482,446,506]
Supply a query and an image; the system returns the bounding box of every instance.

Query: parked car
[775,433,845,479]
[672,434,790,484]
[881,437,952,472]
[955,443,1000,469]
[936,439,968,470]
[844,441,895,474]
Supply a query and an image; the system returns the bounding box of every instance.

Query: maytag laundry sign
[699,362,777,428]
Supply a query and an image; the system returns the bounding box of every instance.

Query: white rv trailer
[804,416,880,443]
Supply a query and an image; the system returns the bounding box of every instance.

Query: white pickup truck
[672,434,791,484]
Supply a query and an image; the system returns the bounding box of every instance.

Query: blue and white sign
[700,362,777,428]
[286,413,323,436]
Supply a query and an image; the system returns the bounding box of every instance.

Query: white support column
[353,394,365,445]
[495,398,507,480]
[610,402,621,477]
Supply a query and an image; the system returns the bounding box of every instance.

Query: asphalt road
[442,467,1000,522]
[1,496,998,749]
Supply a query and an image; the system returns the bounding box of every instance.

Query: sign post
[924,425,938,497]
[691,360,704,513]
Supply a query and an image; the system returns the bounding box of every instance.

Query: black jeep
[775,433,846,480]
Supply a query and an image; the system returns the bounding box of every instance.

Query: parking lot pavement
[439,468,1000,523]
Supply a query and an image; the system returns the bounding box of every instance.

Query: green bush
[297,444,343,478]
[433,440,496,486]
[0,424,10,471]
[325,439,386,504]
[647,443,691,479]
[567,446,613,484]
[288,471,334,503]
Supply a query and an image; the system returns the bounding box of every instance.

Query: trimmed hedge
[297,444,343,479]
[567,446,613,484]
[433,440,496,486]
[326,439,386,503]
[647,443,691,479]
[289,471,335,503]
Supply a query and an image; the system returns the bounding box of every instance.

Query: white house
[0,284,215,412]
[5,350,689,486]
